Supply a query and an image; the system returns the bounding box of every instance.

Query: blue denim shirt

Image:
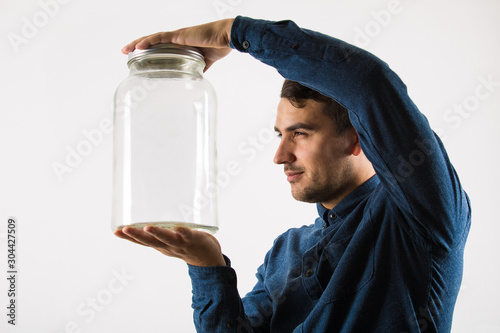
[188,16,471,333]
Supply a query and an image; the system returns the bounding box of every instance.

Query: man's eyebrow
[274,123,317,133]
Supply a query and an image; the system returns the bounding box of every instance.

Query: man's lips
[285,171,304,182]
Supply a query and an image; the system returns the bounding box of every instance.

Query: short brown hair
[280,80,353,136]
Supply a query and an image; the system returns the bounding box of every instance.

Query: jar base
[115,221,218,234]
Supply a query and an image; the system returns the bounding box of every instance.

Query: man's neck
[321,169,376,210]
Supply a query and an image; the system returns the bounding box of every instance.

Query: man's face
[274,98,356,207]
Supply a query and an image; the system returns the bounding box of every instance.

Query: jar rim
[127,43,205,67]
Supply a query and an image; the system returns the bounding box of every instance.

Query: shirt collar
[316,174,380,226]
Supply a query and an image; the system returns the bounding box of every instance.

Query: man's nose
[273,140,295,165]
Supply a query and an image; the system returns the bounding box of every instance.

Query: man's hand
[114,226,227,267]
[121,18,235,72]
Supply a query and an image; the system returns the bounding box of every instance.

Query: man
[115,16,471,332]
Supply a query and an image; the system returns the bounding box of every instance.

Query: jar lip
[127,43,205,67]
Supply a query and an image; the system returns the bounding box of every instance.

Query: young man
[115,16,471,332]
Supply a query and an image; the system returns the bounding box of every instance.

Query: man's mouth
[285,171,304,183]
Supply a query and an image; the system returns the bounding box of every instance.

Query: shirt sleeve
[188,256,272,332]
[229,16,471,251]
[188,259,241,331]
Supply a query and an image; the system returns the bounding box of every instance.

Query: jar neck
[128,56,204,78]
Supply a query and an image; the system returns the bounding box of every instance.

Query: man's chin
[290,187,316,204]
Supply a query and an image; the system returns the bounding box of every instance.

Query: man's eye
[294,131,306,137]
[276,133,282,138]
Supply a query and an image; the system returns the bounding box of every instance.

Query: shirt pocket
[321,219,375,303]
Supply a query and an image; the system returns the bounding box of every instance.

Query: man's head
[274,80,374,209]
[280,80,354,136]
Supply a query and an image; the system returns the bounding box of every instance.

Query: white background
[1,0,499,332]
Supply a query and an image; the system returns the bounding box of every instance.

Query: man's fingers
[121,226,171,248]
[135,34,163,50]
[121,34,157,54]
[121,36,145,54]
[122,32,175,54]
[144,226,187,246]
[114,229,147,246]
[115,226,189,249]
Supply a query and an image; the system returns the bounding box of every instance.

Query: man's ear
[350,130,362,156]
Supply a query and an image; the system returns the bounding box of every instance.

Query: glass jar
[112,44,218,233]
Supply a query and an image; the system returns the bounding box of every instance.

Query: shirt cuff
[230,15,267,53]
[188,255,238,296]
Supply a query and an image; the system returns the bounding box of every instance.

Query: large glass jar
[112,44,218,233]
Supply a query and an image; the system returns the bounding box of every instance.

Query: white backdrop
[1,0,499,332]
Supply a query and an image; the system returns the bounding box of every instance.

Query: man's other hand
[121,18,234,72]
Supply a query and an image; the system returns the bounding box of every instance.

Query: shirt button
[242,40,250,50]
[329,213,336,220]
[305,269,314,277]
